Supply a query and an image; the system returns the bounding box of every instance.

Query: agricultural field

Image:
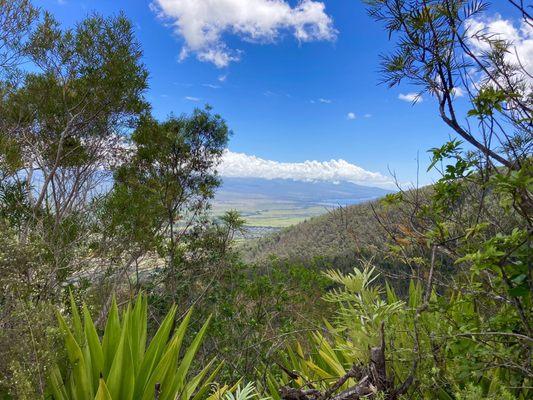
[213,202,330,228]
[212,177,389,232]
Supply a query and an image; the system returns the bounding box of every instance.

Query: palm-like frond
[223,382,267,400]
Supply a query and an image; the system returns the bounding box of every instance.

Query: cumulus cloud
[452,87,465,97]
[398,92,423,103]
[466,15,533,82]
[346,112,356,120]
[218,150,394,188]
[152,0,337,67]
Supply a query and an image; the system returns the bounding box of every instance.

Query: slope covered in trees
[242,198,390,268]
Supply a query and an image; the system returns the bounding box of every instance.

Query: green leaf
[133,304,177,399]
[181,358,216,400]
[172,315,212,394]
[94,378,113,400]
[129,294,147,376]
[83,304,104,391]
[106,305,135,400]
[508,285,529,297]
[48,365,68,400]
[56,311,94,400]
[69,289,83,344]
[101,296,121,378]
[51,295,218,400]
[190,361,224,400]
[139,308,194,400]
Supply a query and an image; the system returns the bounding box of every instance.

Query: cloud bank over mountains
[152,0,337,67]
[218,150,394,188]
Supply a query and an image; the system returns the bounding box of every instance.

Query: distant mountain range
[216,177,391,206]
[213,178,392,232]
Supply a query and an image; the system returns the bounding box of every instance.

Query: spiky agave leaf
[49,294,218,400]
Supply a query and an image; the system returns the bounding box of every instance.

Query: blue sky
[35,0,528,188]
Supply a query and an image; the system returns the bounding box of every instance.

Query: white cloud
[364,113,372,118]
[310,98,332,104]
[452,87,465,97]
[465,15,533,85]
[184,96,200,101]
[152,0,337,67]
[202,83,221,89]
[218,73,228,82]
[346,112,356,120]
[398,92,423,103]
[466,15,532,69]
[218,150,394,188]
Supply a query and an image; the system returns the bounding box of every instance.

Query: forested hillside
[242,199,387,267]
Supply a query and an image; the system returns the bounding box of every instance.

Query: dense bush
[269,264,530,399]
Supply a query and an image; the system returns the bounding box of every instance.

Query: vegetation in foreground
[0,0,531,399]
[50,293,217,400]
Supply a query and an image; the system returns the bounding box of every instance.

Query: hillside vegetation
[242,199,388,267]
[243,180,512,270]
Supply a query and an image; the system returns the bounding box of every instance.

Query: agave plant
[48,292,222,400]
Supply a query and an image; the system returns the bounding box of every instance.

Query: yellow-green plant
[267,264,531,399]
[222,382,266,400]
[48,293,221,400]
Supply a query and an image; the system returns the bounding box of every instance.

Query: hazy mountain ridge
[216,177,391,205]
[213,177,392,231]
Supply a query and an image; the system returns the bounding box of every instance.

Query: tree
[361,0,532,395]
[97,107,229,309]
[0,8,149,397]
[0,10,148,300]
[365,0,531,170]
[0,0,38,73]
[274,1,531,398]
